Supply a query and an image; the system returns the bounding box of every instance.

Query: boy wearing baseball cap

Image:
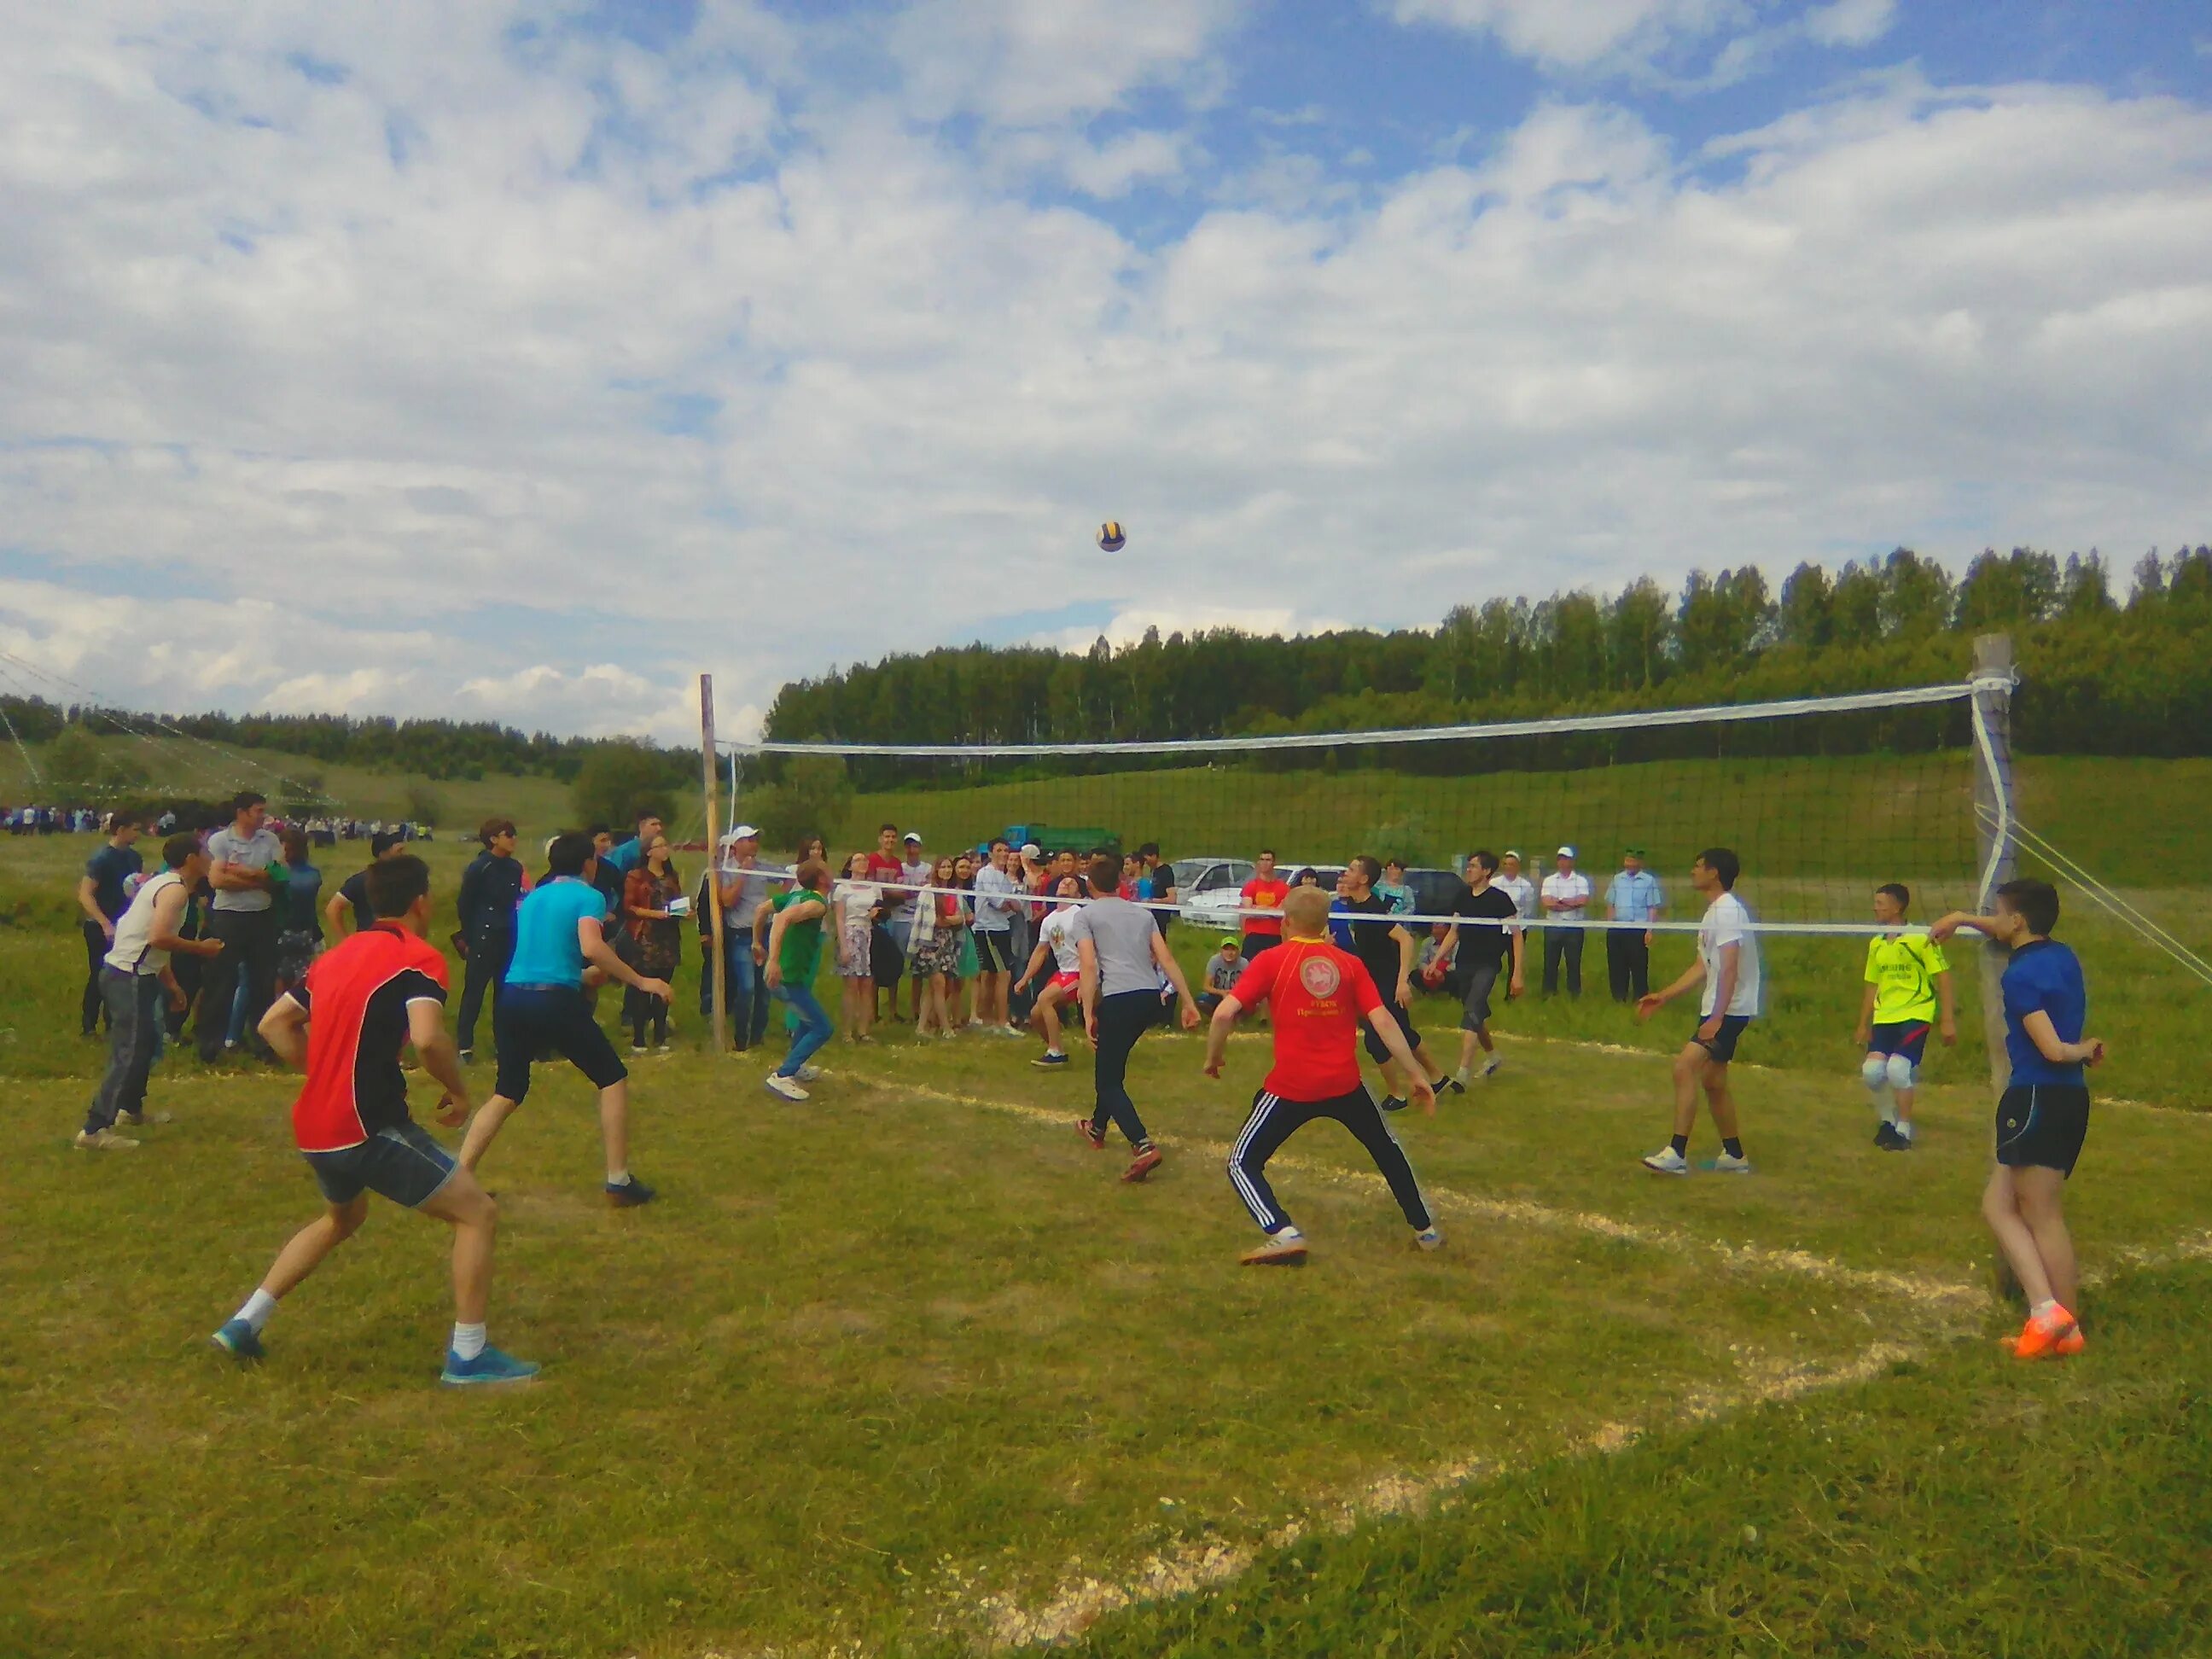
[1198,934,1245,1018]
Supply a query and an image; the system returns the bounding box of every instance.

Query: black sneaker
[1883,1129,1913,1153]
[1379,1094,1408,1114]
[1441,1075,1466,1096]
[605,1176,656,1208]
[1873,1121,1901,1150]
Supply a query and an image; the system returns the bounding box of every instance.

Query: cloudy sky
[3,1,2208,741]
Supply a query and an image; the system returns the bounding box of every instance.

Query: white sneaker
[1712,1151,1752,1174]
[1452,1066,1471,1087]
[1642,1145,1690,1175]
[1413,1226,1445,1252]
[1480,1055,1503,1079]
[796,1063,822,1082]
[73,1128,139,1150]
[763,1074,810,1102]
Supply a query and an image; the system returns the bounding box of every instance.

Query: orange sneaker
[1121,1145,1163,1183]
[2054,1325,2086,1357]
[2013,1304,2078,1359]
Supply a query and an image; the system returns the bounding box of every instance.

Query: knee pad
[1860,1053,1890,1092]
[1885,1052,1917,1092]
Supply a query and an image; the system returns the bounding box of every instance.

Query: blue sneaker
[211,1318,264,1361]
[604,1176,656,1208]
[440,1346,541,1387]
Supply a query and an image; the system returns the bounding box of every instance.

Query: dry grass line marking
[963,1334,1938,1650]
[845,1073,1982,1312]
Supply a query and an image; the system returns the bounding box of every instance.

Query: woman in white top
[832,852,881,1043]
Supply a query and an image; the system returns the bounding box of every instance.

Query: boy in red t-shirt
[1202,886,1440,1265]
[1238,850,1290,962]
[208,855,536,1387]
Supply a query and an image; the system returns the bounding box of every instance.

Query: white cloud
[1,8,2209,751]
[1387,0,1749,73]
[1385,0,1896,84]
[1802,0,1896,48]
[888,0,1243,126]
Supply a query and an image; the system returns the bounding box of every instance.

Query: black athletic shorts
[973,930,1014,973]
[305,1122,457,1210]
[1996,1083,2090,1178]
[1691,1013,1752,1064]
[1869,1020,1932,1065]
[1362,998,1419,1063]
[493,984,629,1103]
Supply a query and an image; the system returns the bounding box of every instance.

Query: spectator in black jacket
[456,818,525,1062]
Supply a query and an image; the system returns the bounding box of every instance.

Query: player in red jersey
[209,854,536,1387]
[1202,885,1440,1265]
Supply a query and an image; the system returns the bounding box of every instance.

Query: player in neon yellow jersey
[1854,882,1957,1150]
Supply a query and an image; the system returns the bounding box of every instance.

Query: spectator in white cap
[713,824,785,1051]
[893,830,931,1010]
[1493,850,1536,928]
[1540,844,1592,998]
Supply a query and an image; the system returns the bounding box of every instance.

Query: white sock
[1270,1225,1303,1241]
[1895,1121,1913,1142]
[451,1322,487,1360]
[2029,1298,2059,1320]
[1045,1046,1064,1057]
[606,1168,629,1187]
[236,1289,278,1333]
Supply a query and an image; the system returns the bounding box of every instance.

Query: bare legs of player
[461,1080,632,1186]
[1982,1164,2078,1312]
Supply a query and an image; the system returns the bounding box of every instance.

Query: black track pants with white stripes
[1227,1084,1432,1236]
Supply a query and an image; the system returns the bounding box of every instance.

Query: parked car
[1400,867,1464,919]
[1173,857,1255,928]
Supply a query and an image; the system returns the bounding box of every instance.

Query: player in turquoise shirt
[459,833,671,1208]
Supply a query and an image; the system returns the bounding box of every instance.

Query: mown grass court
[8,1019,2212,1657]
[5,744,2208,1656]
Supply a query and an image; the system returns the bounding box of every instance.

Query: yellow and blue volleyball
[1096,521,1126,552]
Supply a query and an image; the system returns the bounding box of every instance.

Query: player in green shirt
[760,860,832,1102]
[1854,882,1957,1150]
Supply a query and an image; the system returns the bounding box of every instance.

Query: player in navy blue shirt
[1934,878,2106,1361]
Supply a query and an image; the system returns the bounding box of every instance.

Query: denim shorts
[305,1122,457,1209]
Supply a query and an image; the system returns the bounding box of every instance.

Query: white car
[1172,857,1254,929]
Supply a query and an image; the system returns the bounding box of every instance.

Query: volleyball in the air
[1096,521,1126,553]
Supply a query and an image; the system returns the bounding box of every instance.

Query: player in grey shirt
[1068,854,1201,1183]
[198,790,285,1062]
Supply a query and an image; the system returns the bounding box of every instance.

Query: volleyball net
[718,676,2023,938]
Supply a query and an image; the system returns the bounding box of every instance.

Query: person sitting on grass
[1202,884,1441,1266]
[211,853,537,1387]
[456,832,669,1207]
[1932,879,2105,1360]
[1197,934,1244,1017]
[1015,876,1086,1068]
[1855,882,1957,1151]
[760,859,834,1102]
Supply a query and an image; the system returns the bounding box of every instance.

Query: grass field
[8,1029,2212,1657]
[6,751,2209,1655]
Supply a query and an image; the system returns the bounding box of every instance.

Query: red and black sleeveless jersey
[285,922,450,1154]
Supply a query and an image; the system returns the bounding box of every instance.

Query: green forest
[763,545,2212,758]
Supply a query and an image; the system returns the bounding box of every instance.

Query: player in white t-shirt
[1013,876,1086,1068]
[1633,847,1761,1175]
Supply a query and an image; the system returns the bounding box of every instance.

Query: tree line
[0,701,674,786]
[761,546,2212,765]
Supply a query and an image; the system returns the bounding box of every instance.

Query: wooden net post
[700,673,729,1053]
